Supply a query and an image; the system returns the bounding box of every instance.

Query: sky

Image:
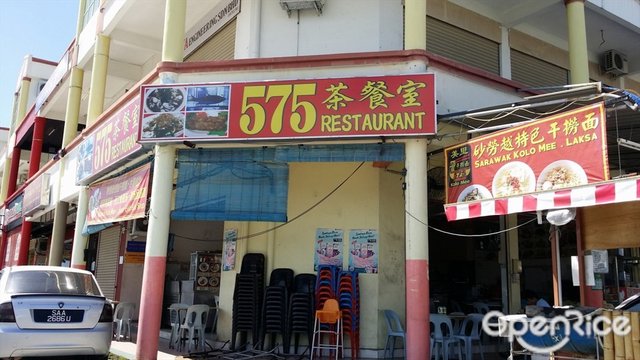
[0,0,78,128]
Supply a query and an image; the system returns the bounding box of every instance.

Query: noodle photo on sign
[536,160,588,191]
[492,161,535,198]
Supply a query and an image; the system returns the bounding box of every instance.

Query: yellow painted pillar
[137,1,185,358]
[567,0,602,307]
[86,34,110,127]
[16,77,31,127]
[136,144,177,359]
[70,187,89,269]
[0,159,11,203]
[62,67,85,147]
[49,67,84,266]
[75,0,87,38]
[404,1,429,359]
[161,0,186,63]
[1,77,31,201]
[51,0,86,266]
[404,0,427,50]
[566,0,590,84]
[70,33,110,269]
[404,138,430,360]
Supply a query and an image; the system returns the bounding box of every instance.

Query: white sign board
[572,255,596,286]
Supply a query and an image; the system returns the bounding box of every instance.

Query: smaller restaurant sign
[86,163,151,225]
[77,97,143,184]
[138,74,436,143]
[4,194,23,229]
[23,174,50,216]
[445,102,609,205]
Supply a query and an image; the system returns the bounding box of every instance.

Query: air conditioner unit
[129,218,149,237]
[280,0,324,16]
[601,50,628,76]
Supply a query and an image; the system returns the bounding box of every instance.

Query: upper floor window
[82,0,100,31]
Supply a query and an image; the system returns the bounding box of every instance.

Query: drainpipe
[136,0,185,358]
[404,1,430,359]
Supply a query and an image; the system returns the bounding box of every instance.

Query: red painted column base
[136,255,167,360]
[406,259,430,360]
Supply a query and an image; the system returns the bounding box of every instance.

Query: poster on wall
[223,229,237,271]
[314,228,344,270]
[348,229,379,273]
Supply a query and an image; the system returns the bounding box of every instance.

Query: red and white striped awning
[444,175,640,221]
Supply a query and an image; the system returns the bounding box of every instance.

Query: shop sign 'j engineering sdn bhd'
[138,74,436,143]
[444,102,609,221]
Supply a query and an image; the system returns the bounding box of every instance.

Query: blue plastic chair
[430,313,462,360]
[383,309,406,359]
[455,313,485,360]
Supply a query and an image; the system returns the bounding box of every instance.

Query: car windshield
[5,270,102,296]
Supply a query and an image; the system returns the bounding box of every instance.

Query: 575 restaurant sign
[138,74,436,143]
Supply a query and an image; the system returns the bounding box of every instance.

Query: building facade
[1,1,639,359]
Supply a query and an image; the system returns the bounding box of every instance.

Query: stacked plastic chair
[338,271,360,359]
[260,268,294,352]
[231,253,265,350]
[315,265,340,310]
[287,273,316,354]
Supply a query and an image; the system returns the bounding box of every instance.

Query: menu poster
[314,228,344,271]
[348,229,379,274]
[591,249,609,274]
[223,229,237,271]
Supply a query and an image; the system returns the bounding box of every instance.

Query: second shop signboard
[444,102,609,205]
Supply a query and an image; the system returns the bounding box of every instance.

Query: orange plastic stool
[310,298,343,359]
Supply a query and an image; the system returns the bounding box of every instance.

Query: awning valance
[444,175,640,221]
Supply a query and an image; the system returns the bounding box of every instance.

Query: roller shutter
[185,19,236,62]
[426,16,500,75]
[511,49,569,89]
[95,225,120,300]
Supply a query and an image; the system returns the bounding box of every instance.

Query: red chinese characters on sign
[86,163,150,225]
[445,103,609,204]
[77,97,142,183]
[138,74,436,142]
